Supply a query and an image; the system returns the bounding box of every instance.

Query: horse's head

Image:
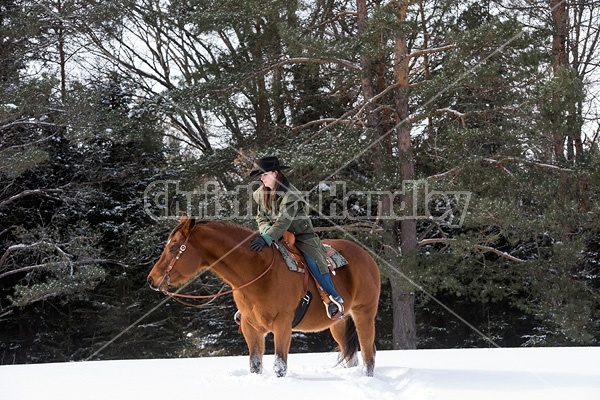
[147,214,202,292]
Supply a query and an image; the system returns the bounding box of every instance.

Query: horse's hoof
[275,369,287,377]
[346,354,359,368]
[250,365,262,374]
[250,354,262,374]
[274,358,287,377]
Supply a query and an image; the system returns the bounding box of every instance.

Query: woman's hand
[250,236,267,252]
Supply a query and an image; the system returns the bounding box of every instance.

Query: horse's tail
[337,317,359,367]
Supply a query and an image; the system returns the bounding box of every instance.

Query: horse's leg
[329,320,359,367]
[241,319,266,374]
[353,307,378,377]
[272,321,292,377]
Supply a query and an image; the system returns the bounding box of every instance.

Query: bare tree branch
[0,189,63,208]
[427,167,462,182]
[418,238,525,263]
[0,258,128,280]
[0,120,65,133]
[473,244,525,263]
[257,57,358,75]
[0,262,63,280]
[0,241,70,271]
[408,44,458,59]
[484,157,574,173]
[314,222,384,233]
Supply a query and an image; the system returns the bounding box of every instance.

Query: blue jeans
[303,253,342,302]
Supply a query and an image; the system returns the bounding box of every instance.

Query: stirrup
[234,310,241,325]
[325,296,344,320]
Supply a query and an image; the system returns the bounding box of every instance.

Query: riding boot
[303,254,344,319]
[324,293,344,320]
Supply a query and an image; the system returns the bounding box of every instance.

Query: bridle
[155,234,276,308]
[153,234,191,292]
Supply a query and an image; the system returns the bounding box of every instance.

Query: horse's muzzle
[147,276,160,291]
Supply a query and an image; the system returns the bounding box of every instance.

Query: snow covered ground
[1,347,599,399]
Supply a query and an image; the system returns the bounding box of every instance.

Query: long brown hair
[262,171,284,213]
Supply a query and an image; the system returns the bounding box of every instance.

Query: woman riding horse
[147,157,381,377]
[248,156,344,320]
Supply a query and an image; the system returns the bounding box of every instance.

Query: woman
[248,156,344,320]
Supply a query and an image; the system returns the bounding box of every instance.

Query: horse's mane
[169,219,254,241]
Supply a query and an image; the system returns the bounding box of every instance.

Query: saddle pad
[274,242,348,273]
[324,244,349,269]
[274,242,304,272]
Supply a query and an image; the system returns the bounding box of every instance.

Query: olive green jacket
[253,182,330,274]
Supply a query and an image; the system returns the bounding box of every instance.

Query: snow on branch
[0,189,63,208]
[484,157,574,173]
[472,244,525,263]
[418,238,525,263]
[427,157,573,182]
[0,262,66,280]
[408,44,458,59]
[0,119,64,132]
[427,167,462,182]
[0,241,71,272]
[436,107,469,127]
[0,258,125,280]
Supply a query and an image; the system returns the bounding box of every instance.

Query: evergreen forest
[1,0,599,364]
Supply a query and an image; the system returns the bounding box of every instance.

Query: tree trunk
[550,0,569,162]
[252,20,270,136]
[390,275,416,349]
[392,0,417,350]
[57,0,67,103]
[357,0,416,349]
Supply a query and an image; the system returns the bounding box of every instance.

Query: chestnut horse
[147,215,380,377]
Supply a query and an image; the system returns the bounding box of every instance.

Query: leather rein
[158,235,276,308]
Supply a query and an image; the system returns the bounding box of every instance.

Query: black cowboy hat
[248,156,290,178]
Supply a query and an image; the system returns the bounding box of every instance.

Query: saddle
[278,231,340,304]
[280,231,307,271]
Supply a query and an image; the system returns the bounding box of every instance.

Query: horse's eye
[169,244,178,253]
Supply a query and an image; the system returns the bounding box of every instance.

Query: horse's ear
[179,213,196,234]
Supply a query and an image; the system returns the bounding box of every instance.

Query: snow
[318,181,331,191]
[1,347,599,399]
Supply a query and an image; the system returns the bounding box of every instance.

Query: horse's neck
[192,224,264,288]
